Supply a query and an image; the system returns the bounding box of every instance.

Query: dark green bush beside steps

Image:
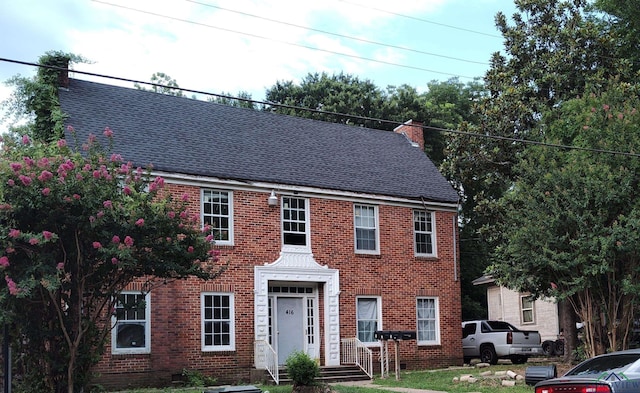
[285,351,320,386]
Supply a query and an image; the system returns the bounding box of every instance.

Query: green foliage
[134,72,185,97]
[284,351,319,386]
[489,81,640,355]
[209,90,258,109]
[181,369,217,387]
[0,130,225,392]
[1,51,88,142]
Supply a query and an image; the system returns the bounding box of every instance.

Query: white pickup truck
[462,320,543,364]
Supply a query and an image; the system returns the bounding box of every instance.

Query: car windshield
[567,354,640,376]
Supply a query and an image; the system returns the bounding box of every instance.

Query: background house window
[354,204,378,253]
[416,297,440,345]
[356,297,381,344]
[202,189,233,245]
[112,291,150,354]
[202,293,235,351]
[521,295,535,324]
[282,197,308,247]
[414,210,435,256]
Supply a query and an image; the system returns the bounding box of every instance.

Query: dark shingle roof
[58,79,459,203]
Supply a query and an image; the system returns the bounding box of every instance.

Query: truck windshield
[485,321,519,331]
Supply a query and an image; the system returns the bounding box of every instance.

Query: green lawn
[115,363,549,393]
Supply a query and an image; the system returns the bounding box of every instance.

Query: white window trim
[281,196,311,252]
[520,294,535,325]
[416,297,441,346]
[111,291,151,355]
[413,210,437,257]
[356,296,382,347]
[201,189,234,246]
[201,292,236,352]
[353,204,380,255]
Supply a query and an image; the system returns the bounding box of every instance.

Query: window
[521,295,535,324]
[354,204,378,254]
[282,197,309,248]
[202,189,233,246]
[416,297,440,345]
[414,210,435,256]
[202,293,235,351]
[112,291,150,354]
[356,297,381,344]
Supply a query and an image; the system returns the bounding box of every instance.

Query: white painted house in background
[472,275,560,343]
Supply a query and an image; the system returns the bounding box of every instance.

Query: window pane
[357,298,378,343]
[202,190,231,243]
[203,294,233,349]
[283,197,307,246]
[417,298,438,344]
[414,210,434,255]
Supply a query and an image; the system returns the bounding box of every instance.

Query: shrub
[285,351,319,386]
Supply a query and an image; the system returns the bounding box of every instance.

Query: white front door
[277,297,305,365]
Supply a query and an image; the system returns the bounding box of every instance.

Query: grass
[114,363,554,393]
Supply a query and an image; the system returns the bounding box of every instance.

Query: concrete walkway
[330,379,447,393]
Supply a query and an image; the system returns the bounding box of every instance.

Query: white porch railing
[341,338,374,379]
[254,340,279,385]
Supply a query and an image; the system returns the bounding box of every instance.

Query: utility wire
[91,0,478,79]
[185,0,489,66]
[337,0,503,39]
[2,57,640,159]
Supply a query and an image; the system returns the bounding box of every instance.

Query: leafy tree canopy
[489,81,640,356]
[0,129,225,392]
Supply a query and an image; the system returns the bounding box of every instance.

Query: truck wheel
[510,355,527,364]
[480,345,498,365]
[554,340,564,356]
[542,340,556,356]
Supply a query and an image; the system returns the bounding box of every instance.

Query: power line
[2,56,640,159]
[185,0,489,66]
[91,0,479,79]
[337,0,503,39]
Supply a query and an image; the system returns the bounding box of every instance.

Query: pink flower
[57,139,67,148]
[103,200,113,208]
[21,135,30,145]
[7,179,15,187]
[43,231,54,240]
[8,229,20,238]
[111,257,119,264]
[123,186,132,195]
[0,204,11,210]
[104,127,114,137]
[66,125,75,133]
[603,104,610,111]
[187,246,194,253]
[618,113,624,120]
[38,157,50,167]
[149,182,157,192]
[0,256,9,268]
[5,276,19,295]
[23,157,35,167]
[56,262,65,270]
[93,170,101,179]
[154,177,165,188]
[73,194,81,200]
[179,211,187,219]
[97,211,104,218]
[124,236,134,247]
[10,162,22,172]
[135,218,144,227]
[88,133,97,144]
[89,216,96,223]
[38,170,53,181]
[42,187,51,196]
[206,234,214,242]
[168,211,175,219]
[92,241,102,249]
[29,238,39,245]
[110,153,122,162]
[19,175,32,186]
[181,193,189,201]
[112,235,120,244]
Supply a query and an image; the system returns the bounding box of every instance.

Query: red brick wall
[92,185,462,389]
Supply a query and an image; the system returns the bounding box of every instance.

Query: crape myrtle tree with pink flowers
[0,128,225,393]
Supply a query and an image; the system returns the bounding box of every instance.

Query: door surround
[254,250,340,368]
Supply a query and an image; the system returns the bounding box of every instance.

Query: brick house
[57,77,462,390]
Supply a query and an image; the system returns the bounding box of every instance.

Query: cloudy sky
[1,0,517,109]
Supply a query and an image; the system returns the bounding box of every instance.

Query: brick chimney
[394,120,424,150]
[57,61,69,88]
